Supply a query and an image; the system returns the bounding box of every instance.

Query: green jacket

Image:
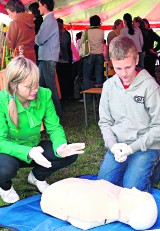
[0,87,67,163]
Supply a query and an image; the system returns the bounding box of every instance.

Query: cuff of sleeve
[107,139,117,150]
[130,139,142,153]
[22,147,33,163]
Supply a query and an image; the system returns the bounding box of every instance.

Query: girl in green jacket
[0,56,85,204]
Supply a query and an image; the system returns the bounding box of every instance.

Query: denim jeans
[39,60,61,117]
[83,54,104,90]
[0,140,78,190]
[97,149,160,192]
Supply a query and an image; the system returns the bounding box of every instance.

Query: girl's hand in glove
[56,143,85,157]
[28,146,52,168]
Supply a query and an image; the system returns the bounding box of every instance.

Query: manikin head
[119,187,158,230]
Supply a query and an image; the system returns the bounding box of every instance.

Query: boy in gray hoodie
[97,35,160,192]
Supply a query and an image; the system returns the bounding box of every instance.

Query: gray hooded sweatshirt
[99,69,160,153]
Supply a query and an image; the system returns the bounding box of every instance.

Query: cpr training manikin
[40,178,158,230]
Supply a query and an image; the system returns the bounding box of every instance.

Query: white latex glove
[111,143,128,155]
[56,143,85,158]
[28,146,52,168]
[114,154,127,162]
[114,145,133,163]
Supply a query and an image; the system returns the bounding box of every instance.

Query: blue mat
[0,175,159,231]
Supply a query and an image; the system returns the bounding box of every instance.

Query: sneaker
[0,185,19,203]
[28,172,49,193]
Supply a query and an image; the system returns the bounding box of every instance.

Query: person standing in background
[133,16,146,69]
[56,18,73,101]
[107,19,123,60]
[73,32,83,100]
[142,18,160,80]
[5,0,36,63]
[28,2,43,65]
[35,0,61,118]
[80,15,104,99]
[120,13,143,69]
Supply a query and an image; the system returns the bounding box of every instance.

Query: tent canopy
[0,0,160,29]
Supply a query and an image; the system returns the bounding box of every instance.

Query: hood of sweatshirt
[14,12,35,29]
[112,69,157,90]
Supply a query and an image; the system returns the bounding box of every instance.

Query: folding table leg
[92,95,96,121]
[83,92,88,126]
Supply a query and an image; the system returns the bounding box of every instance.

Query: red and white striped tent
[0,0,160,30]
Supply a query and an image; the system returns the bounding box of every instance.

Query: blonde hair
[109,35,138,61]
[5,56,39,127]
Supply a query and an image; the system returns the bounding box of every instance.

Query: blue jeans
[83,54,104,90]
[39,60,61,117]
[97,149,160,192]
[0,140,78,190]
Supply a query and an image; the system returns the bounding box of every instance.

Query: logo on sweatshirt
[134,95,145,104]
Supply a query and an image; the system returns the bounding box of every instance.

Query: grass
[0,99,159,230]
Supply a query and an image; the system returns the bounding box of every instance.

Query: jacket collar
[15,97,41,113]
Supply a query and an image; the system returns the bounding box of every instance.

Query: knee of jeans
[0,162,18,181]
[0,167,16,181]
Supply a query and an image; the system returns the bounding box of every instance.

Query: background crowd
[2,0,160,107]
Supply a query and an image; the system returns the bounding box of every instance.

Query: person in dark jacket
[28,2,43,65]
[142,18,160,79]
[56,18,73,100]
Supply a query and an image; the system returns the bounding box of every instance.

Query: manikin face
[7,9,16,20]
[112,54,139,85]
[15,76,39,104]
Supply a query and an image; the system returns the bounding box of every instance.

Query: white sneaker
[28,172,49,193]
[0,185,19,203]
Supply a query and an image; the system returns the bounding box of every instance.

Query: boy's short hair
[38,0,54,11]
[109,35,138,60]
[5,0,25,13]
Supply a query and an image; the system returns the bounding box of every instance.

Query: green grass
[0,100,159,230]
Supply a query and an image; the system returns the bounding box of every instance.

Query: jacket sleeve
[6,21,19,49]
[35,17,57,46]
[0,104,32,163]
[98,83,117,149]
[43,90,67,157]
[130,86,160,152]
